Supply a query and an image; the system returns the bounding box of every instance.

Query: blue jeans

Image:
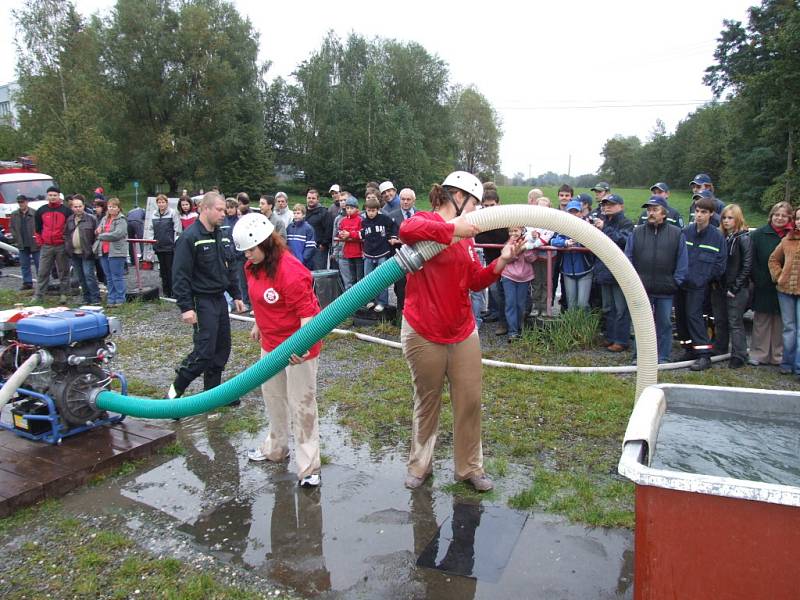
[562,272,592,309]
[100,255,127,304]
[777,292,800,374]
[364,256,388,305]
[651,295,674,363]
[601,283,631,346]
[71,256,101,304]
[339,257,363,290]
[502,278,530,336]
[470,290,485,328]
[19,248,40,285]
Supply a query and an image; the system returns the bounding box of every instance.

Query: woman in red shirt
[399,171,523,492]
[233,212,323,488]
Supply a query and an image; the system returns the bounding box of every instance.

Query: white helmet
[442,171,483,202]
[233,212,274,251]
[378,181,395,194]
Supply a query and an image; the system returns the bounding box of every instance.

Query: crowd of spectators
[4,175,800,381]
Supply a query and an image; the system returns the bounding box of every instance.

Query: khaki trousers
[750,311,783,365]
[259,349,321,479]
[401,318,484,481]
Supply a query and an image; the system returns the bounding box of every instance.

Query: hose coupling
[395,245,425,273]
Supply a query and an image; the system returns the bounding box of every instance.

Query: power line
[497,100,724,111]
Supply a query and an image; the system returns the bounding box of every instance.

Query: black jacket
[305,205,332,249]
[594,211,634,285]
[172,219,241,313]
[64,212,98,258]
[721,230,753,295]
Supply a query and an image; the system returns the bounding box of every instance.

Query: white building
[0,82,19,127]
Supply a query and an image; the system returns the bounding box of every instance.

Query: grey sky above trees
[2,0,753,178]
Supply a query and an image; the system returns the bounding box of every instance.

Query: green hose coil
[96,258,406,419]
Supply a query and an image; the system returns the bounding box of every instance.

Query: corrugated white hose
[0,351,43,412]
[463,205,658,402]
[0,240,19,256]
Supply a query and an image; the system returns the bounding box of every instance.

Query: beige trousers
[750,312,783,365]
[259,349,321,479]
[401,318,484,481]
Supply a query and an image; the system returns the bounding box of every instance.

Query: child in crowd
[551,200,595,310]
[336,196,364,290]
[177,196,198,230]
[501,226,538,341]
[286,203,316,269]
[527,197,555,316]
[361,195,398,312]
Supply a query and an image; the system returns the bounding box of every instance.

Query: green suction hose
[95,203,657,418]
[95,258,407,418]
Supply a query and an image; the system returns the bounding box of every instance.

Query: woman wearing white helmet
[233,212,323,488]
[399,171,524,492]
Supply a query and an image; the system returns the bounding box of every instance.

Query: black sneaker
[729,357,745,369]
[690,356,712,371]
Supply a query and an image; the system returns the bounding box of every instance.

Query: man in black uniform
[169,192,245,400]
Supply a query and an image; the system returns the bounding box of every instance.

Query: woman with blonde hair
[710,204,752,368]
[749,201,794,365]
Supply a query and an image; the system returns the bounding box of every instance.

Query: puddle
[61,412,633,599]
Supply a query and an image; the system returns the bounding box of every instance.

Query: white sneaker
[299,473,321,487]
[374,304,385,313]
[247,448,269,462]
[365,302,375,310]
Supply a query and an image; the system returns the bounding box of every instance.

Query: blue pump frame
[0,372,128,445]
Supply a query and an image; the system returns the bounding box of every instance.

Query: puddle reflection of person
[233,212,323,487]
[181,417,252,558]
[267,478,331,594]
[410,488,478,598]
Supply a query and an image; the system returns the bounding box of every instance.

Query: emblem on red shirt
[263,287,279,304]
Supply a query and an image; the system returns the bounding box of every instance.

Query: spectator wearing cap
[32,185,72,303]
[626,196,688,363]
[335,196,363,290]
[551,200,595,310]
[688,174,724,225]
[637,182,685,228]
[10,194,40,290]
[590,182,611,205]
[593,194,634,352]
[675,195,727,370]
[328,184,341,219]
[379,181,400,214]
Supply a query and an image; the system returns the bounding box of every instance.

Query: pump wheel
[51,365,109,426]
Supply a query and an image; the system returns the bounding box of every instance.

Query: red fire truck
[0,157,55,234]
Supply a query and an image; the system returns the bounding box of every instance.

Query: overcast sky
[1,0,755,177]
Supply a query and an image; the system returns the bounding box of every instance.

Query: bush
[522,308,601,354]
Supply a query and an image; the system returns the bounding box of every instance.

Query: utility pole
[567,154,572,177]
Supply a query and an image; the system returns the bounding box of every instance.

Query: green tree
[103,0,272,195]
[704,0,800,206]
[449,85,502,180]
[599,135,644,187]
[13,0,116,193]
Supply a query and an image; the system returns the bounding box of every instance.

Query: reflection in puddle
[118,416,633,599]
